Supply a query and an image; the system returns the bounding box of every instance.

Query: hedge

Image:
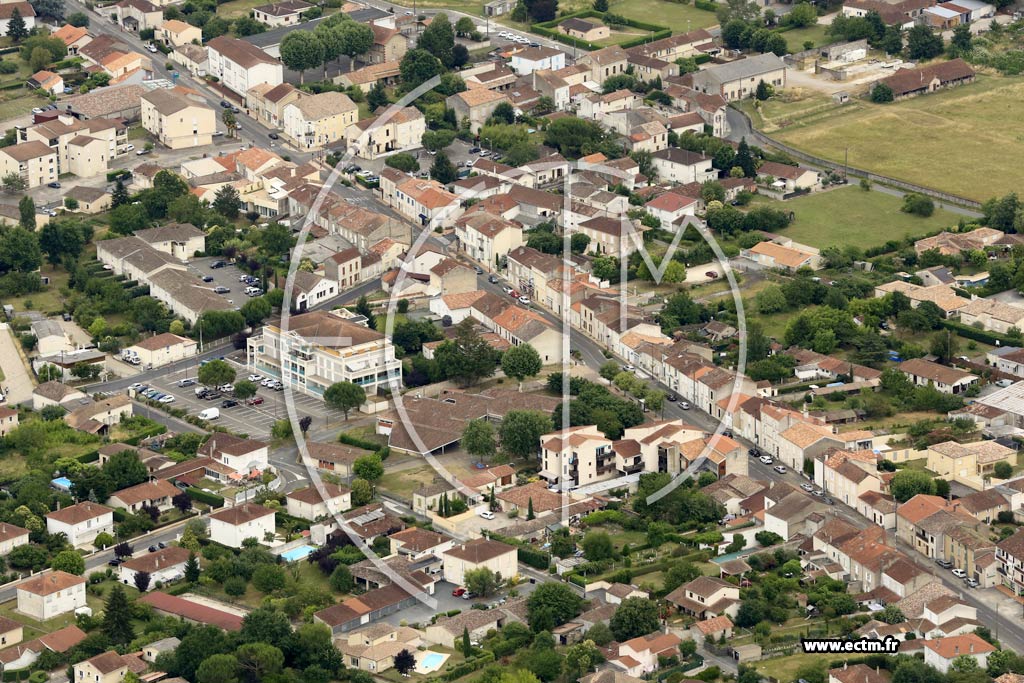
[123,424,168,446]
[0,81,25,91]
[531,9,670,51]
[941,319,1018,347]
[694,0,717,10]
[443,651,495,681]
[77,450,100,464]
[518,546,550,570]
[275,511,311,532]
[186,487,225,508]
[337,432,382,451]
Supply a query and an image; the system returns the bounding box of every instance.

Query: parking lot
[138,356,336,440]
[187,256,266,307]
[380,579,538,629]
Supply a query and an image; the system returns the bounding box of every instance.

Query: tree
[435,320,499,386]
[252,564,286,593]
[499,410,552,459]
[609,597,660,641]
[213,185,241,219]
[929,330,959,361]
[400,48,443,90]
[51,550,85,575]
[367,79,389,111]
[430,151,457,184]
[464,567,500,596]
[198,359,236,388]
[902,192,934,217]
[593,0,608,9]
[324,381,366,420]
[6,7,26,41]
[394,650,416,675]
[526,583,583,632]
[329,564,354,592]
[240,297,272,328]
[870,82,894,103]
[351,478,373,506]
[949,23,972,57]
[354,295,375,329]
[18,194,34,229]
[582,531,613,561]
[236,642,285,683]
[353,453,384,481]
[755,79,771,101]
[906,24,943,60]
[108,203,149,235]
[890,469,937,503]
[490,101,516,126]
[524,0,558,21]
[462,419,497,463]
[994,461,1013,480]
[197,655,239,683]
[418,12,455,67]
[878,604,905,624]
[543,117,605,158]
[385,153,419,173]
[734,138,757,177]
[462,627,472,656]
[501,344,542,390]
[0,227,41,274]
[133,570,151,592]
[102,584,135,644]
[111,178,129,208]
[337,19,374,63]
[280,31,324,83]
[184,552,200,582]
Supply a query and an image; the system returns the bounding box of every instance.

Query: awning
[538,470,558,480]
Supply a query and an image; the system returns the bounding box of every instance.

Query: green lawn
[378,464,441,502]
[772,73,1024,202]
[6,266,68,315]
[0,90,49,122]
[492,0,717,31]
[756,185,962,250]
[780,23,830,52]
[216,0,267,17]
[754,651,825,682]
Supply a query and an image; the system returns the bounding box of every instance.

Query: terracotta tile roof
[120,546,191,573]
[921,633,994,659]
[18,571,85,597]
[208,503,274,525]
[138,592,243,630]
[286,483,351,505]
[46,502,112,525]
[444,538,515,564]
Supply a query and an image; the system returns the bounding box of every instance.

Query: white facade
[46,505,114,548]
[208,506,276,548]
[207,37,283,97]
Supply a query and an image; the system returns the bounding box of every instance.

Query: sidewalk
[0,324,34,404]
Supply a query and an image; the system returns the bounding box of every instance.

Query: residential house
[922,634,994,673]
[927,440,1016,488]
[247,82,302,129]
[208,503,276,548]
[558,17,608,41]
[16,572,86,621]
[28,70,63,96]
[379,170,462,230]
[252,0,312,26]
[690,53,787,100]
[650,147,716,184]
[757,161,819,193]
[53,24,92,56]
[510,46,566,75]
[125,332,197,368]
[442,538,517,586]
[117,546,191,588]
[141,86,216,149]
[198,433,269,475]
[455,212,524,270]
[282,91,357,151]
[32,381,87,411]
[644,191,698,227]
[743,237,823,271]
[345,106,425,159]
[958,298,1024,335]
[664,576,740,619]
[157,19,202,47]
[64,186,111,214]
[576,45,628,85]
[0,141,57,189]
[170,43,208,77]
[367,24,407,64]
[424,610,505,649]
[0,407,17,438]
[337,624,421,672]
[0,523,28,556]
[446,89,511,134]
[138,592,243,630]
[107,479,179,513]
[207,35,283,98]
[45,503,114,548]
[612,632,682,677]
[73,651,129,683]
[898,359,978,395]
[996,529,1024,595]
[286,483,352,521]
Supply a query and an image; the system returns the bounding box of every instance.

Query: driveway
[0,324,34,405]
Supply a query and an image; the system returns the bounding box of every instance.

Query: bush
[518,546,550,570]
[224,575,247,596]
[385,153,419,173]
[0,61,17,74]
[186,487,225,508]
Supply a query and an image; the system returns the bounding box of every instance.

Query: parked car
[136,148,151,156]
[518,296,530,305]
[952,568,967,578]
[800,483,815,492]
[202,275,214,282]
[158,395,175,403]
[47,181,61,189]
[965,578,979,588]
[488,274,498,284]
[269,132,279,140]
[214,286,230,294]
[666,394,677,402]
[479,510,495,520]
[176,378,196,388]
[502,286,514,295]
[759,455,774,465]
[452,587,466,597]
[936,559,953,569]
[221,399,239,408]
[211,260,227,268]
[705,271,719,279]
[247,374,262,382]
[220,101,231,108]
[773,465,786,474]
[246,396,264,406]
[679,401,690,410]
[474,266,483,274]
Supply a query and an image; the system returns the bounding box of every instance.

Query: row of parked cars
[129,383,175,403]
[937,559,980,587]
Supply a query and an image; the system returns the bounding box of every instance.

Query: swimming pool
[51,476,72,491]
[421,653,445,668]
[279,545,316,562]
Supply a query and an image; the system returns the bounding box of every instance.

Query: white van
[197,407,220,421]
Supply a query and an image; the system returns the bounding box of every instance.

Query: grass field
[379,463,441,501]
[754,651,825,682]
[772,73,1024,202]
[780,23,830,52]
[756,185,962,250]
[217,0,268,18]
[490,0,718,32]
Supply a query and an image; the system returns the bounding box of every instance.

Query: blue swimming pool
[51,476,72,491]
[421,653,446,669]
[280,545,316,562]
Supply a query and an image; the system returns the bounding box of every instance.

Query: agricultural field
[753,185,963,250]
[771,73,1024,202]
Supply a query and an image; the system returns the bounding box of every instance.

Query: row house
[896,494,983,560]
[455,212,524,271]
[379,169,462,231]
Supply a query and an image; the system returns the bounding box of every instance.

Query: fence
[731,107,983,211]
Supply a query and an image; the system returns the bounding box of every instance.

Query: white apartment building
[247,310,402,400]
